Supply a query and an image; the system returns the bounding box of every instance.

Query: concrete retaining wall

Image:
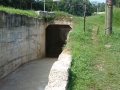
[45,52,72,90]
[0,11,46,79]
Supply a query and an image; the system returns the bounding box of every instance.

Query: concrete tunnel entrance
[46,25,71,57]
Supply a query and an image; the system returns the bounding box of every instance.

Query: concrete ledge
[45,53,72,90]
[35,11,55,18]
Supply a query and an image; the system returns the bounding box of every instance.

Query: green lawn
[66,7,120,90]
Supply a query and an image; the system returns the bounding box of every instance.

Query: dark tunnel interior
[46,25,71,57]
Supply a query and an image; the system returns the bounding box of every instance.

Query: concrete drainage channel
[0,11,72,90]
[45,52,72,90]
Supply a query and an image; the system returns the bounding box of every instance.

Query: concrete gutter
[45,53,72,90]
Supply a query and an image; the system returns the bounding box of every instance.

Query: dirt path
[91,26,104,71]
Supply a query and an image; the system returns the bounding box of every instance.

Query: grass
[0,5,39,18]
[66,7,120,90]
[0,5,75,20]
[113,7,120,27]
[54,11,73,21]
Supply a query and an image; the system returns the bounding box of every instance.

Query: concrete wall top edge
[0,11,44,28]
[46,24,72,29]
[47,20,73,28]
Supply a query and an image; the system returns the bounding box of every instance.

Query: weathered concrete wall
[0,11,46,79]
[45,52,72,90]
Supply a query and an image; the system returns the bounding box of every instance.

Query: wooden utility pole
[31,2,33,9]
[26,0,28,9]
[105,0,107,34]
[105,0,113,35]
[20,0,21,9]
[84,4,86,32]
[44,0,45,11]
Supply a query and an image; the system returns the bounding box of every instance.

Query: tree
[57,0,93,16]
[98,3,105,12]
[114,0,120,7]
[0,0,105,16]
[91,1,105,14]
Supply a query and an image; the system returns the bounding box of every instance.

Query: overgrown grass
[0,5,39,18]
[66,7,120,90]
[113,7,120,27]
[66,15,96,90]
[54,11,73,20]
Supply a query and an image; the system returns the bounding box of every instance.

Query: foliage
[0,0,44,10]
[114,0,120,7]
[0,0,105,16]
[91,1,105,12]
[57,0,93,16]
[97,2,105,12]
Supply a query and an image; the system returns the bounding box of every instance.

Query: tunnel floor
[0,58,56,90]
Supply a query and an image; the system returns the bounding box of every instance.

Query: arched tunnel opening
[46,25,71,57]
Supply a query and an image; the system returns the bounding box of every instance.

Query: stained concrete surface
[0,58,57,90]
